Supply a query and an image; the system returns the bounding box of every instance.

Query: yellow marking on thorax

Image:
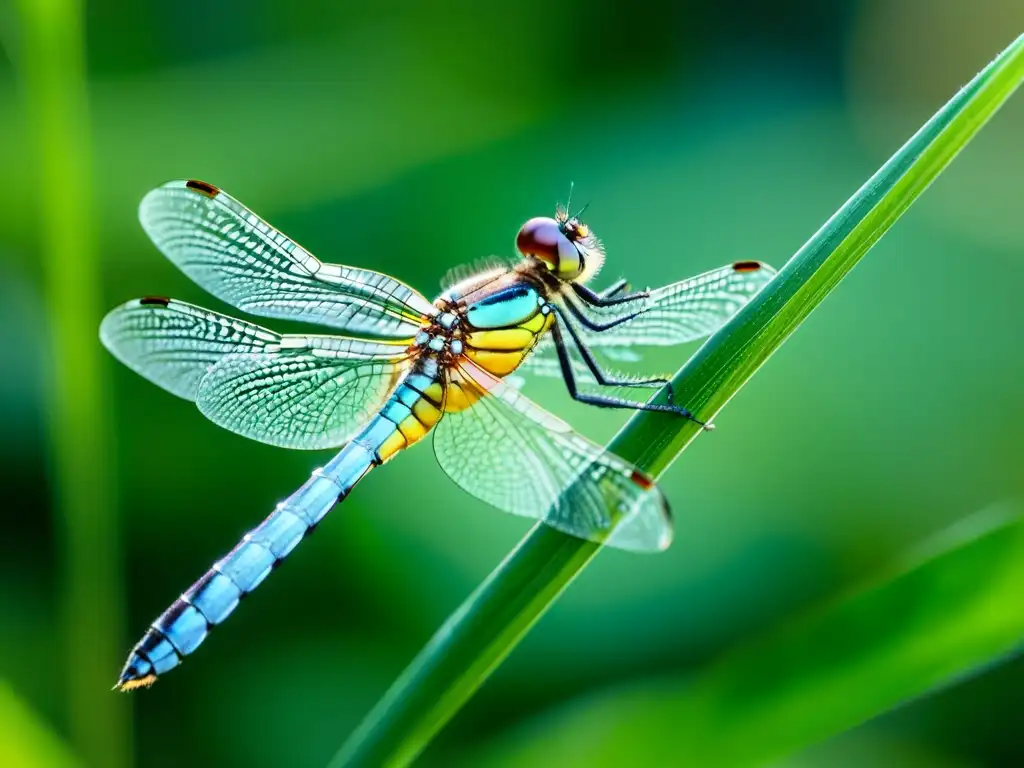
[465,328,535,351]
[521,312,553,334]
[463,349,527,376]
[462,310,554,379]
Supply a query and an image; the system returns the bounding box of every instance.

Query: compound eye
[516,217,565,267]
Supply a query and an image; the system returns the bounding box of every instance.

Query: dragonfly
[101,179,775,691]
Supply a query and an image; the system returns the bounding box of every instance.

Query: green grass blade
[12,1,129,766]
[473,502,1024,767]
[0,680,82,768]
[333,34,1024,768]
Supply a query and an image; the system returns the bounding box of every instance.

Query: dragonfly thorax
[414,309,465,360]
[413,327,464,357]
[426,272,555,380]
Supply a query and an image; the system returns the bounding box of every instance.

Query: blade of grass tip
[13,1,130,767]
[333,34,1024,768]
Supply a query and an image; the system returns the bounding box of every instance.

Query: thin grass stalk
[13,0,129,766]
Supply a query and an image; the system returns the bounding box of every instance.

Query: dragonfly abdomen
[115,368,444,691]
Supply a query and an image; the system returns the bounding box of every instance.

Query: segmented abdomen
[116,362,445,690]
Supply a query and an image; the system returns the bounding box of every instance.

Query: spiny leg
[596,279,631,301]
[551,305,672,394]
[573,281,648,307]
[560,292,641,331]
[549,321,712,428]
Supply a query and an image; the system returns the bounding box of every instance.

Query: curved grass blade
[333,33,1024,768]
[470,502,1024,767]
[12,1,130,766]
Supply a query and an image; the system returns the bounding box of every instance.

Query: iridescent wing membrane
[521,262,777,379]
[100,298,415,449]
[104,180,433,449]
[435,360,670,551]
[139,180,436,338]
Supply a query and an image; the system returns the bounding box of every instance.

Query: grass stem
[13,0,130,765]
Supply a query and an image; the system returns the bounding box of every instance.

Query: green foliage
[0,681,81,768]
[12,0,129,766]
[4,6,1023,767]
[473,503,1024,766]
[334,33,1024,768]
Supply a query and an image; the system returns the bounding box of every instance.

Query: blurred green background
[2,1,1023,766]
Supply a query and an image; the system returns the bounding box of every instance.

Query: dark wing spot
[185,180,220,198]
[629,470,654,491]
[139,296,170,307]
[732,260,763,273]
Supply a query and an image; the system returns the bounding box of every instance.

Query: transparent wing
[140,180,436,337]
[433,359,671,552]
[101,296,413,449]
[195,340,413,450]
[519,262,775,379]
[503,339,621,395]
[100,297,281,400]
[595,261,775,346]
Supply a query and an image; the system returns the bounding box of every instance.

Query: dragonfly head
[516,208,605,283]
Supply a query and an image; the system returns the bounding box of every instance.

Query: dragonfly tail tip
[114,646,162,691]
[114,672,158,692]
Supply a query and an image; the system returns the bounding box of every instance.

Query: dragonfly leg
[550,320,712,429]
[559,292,640,331]
[551,305,672,394]
[596,279,630,300]
[573,281,648,307]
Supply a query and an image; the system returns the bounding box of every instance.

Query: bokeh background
[2,1,1023,766]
